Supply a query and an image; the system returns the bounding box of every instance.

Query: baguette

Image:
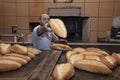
[93,50,109,56]
[111,53,120,64]
[0,56,27,65]
[100,55,117,69]
[85,47,101,51]
[85,55,101,62]
[27,47,41,55]
[66,50,77,60]
[67,54,84,65]
[28,52,35,59]
[53,63,74,80]
[74,60,112,75]
[11,44,28,55]
[0,43,11,55]
[81,51,104,57]
[85,47,109,56]
[5,53,31,61]
[0,59,21,72]
[50,43,72,51]
[72,47,85,53]
[49,18,67,38]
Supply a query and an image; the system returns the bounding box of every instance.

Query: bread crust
[85,55,101,61]
[53,63,74,80]
[68,54,84,65]
[50,43,72,50]
[28,52,35,59]
[11,44,28,55]
[85,47,109,56]
[0,56,27,65]
[0,43,11,55]
[112,53,120,64]
[72,47,85,53]
[5,53,31,61]
[27,47,41,55]
[100,56,117,69]
[66,50,77,60]
[81,51,104,57]
[85,47,101,51]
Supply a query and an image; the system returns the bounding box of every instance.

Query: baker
[32,14,67,50]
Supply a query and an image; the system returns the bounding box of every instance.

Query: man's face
[40,14,50,26]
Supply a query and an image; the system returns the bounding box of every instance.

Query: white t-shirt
[32,25,59,50]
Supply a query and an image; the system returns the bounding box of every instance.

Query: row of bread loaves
[52,47,120,80]
[0,43,41,72]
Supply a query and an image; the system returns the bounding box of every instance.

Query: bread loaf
[0,43,11,54]
[53,63,74,80]
[85,55,101,61]
[72,47,85,53]
[5,53,31,61]
[50,43,72,51]
[81,51,104,57]
[85,47,101,51]
[111,53,120,64]
[94,50,109,56]
[67,54,84,65]
[66,50,77,60]
[0,59,21,72]
[11,44,28,55]
[49,18,67,38]
[0,56,27,65]
[100,55,117,69]
[27,47,41,55]
[74,60,112,75]
[28,52,35,59]
[85,47,109,56]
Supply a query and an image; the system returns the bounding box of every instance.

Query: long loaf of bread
[5,53,31,61]
[0,56,27,65]
[53,63,74,80]
[50,43,72,50]
[49,18,67,38]
[74,60,112,75]
[100,55,117,69]
[0,59,21,72]
[11,44,28,55]
[0,43,11,55]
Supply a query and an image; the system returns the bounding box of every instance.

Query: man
[32,14,62,50]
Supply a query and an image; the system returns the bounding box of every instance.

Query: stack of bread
[0,43,41,72]
[53,47,120,80]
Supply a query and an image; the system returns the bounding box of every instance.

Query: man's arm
[37,23,52,36]
[37,27,46,36]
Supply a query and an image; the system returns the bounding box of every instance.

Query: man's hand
[55,39,68,45]
[44,23,52,32]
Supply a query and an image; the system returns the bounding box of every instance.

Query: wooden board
[0,50,58,80]
[28,50,62,80]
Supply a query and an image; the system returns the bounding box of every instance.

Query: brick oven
[48,6,91,42]
[29,6,91,42]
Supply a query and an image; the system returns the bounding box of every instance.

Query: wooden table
[1,44,120,80]
[0,50,62,80]
[29,44,120,80]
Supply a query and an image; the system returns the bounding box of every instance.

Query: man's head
[39,14,50,26]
